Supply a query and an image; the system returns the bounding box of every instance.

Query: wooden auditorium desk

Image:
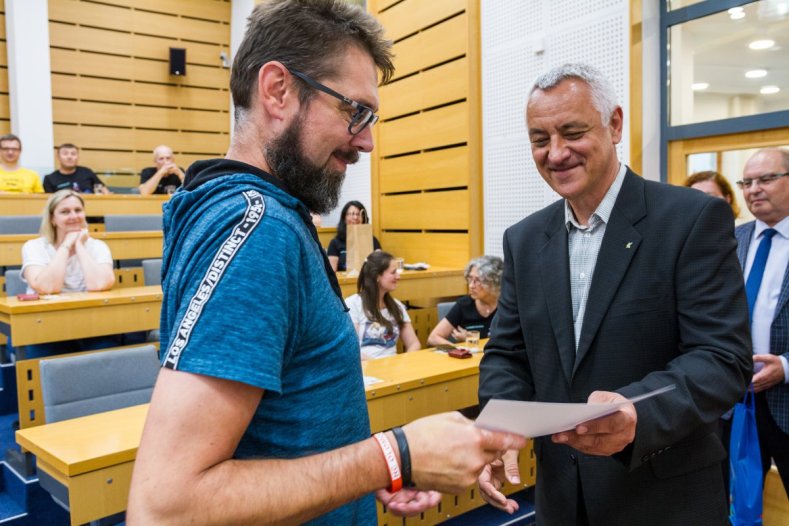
[0,193,169,217]
[337,266,466,303]
[16,347,532,526]
[0,286,162,359]
[0,231,164,267]
[16,404,147,526]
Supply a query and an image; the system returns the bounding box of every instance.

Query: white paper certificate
[474,384,676,438]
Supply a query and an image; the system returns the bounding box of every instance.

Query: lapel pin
[626,242,633,249]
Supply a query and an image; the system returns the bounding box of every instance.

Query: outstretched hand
[404,411,526,494]
[478,449,521,514]
[375,488,442,517]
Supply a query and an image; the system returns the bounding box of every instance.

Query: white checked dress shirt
[744,216,789,382]
[565,163,627,350]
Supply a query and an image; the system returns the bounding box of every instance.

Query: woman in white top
[346,251,421,359]
[22,189,115,294]
[16,190,116,358]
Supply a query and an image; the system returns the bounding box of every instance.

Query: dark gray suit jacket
[736,220,789,433]
[480,170,752,526]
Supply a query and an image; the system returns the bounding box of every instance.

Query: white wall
[5,0,55,176]
[480,0,631,257]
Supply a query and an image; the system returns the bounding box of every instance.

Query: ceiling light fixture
[745,69,768,78]
[760,85,780,95]
[691,82,709,91]
[749,39,776,50]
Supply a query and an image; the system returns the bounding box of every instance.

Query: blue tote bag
[728,388,763,526]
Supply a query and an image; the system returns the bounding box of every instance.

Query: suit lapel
[735,222,753,269]
[574,171,646,377]
[775,262,789,322]
[538,206,576,383]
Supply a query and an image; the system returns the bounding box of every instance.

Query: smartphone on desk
[435,344,458,352]
[16,293,40,301]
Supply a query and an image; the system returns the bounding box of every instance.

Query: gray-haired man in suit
[735,147,789,497]
[476,63,752,525]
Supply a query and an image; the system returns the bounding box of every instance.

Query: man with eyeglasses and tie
[734,147,789,497]
[126,1,526,524]
[0,134,43,193]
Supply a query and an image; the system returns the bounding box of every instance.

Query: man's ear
[609,106,624,145]
[256,62,299,123]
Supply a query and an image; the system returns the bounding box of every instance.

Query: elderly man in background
[735,147,789,497]
[138,144,184,195]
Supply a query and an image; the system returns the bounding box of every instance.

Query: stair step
[0,489,26,522]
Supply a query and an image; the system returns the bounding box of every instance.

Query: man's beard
[265,116,358,215]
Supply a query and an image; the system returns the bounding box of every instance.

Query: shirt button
[585,232,591,238]
[570,453,577,464]
[580,272,586,279]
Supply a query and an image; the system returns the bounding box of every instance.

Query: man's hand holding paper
[552,390,637,456]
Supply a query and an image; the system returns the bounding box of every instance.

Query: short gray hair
[465,255,504,294]
[528,63,619,125]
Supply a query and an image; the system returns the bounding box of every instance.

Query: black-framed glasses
[290,69,378,136]
[735,172,789,189]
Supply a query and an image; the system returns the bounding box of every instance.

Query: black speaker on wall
[169,47,186,76]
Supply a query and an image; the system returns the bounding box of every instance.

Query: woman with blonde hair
[17,190,116,356]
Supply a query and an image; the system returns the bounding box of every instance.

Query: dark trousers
[718,416,732,505]
[755,391,789,499]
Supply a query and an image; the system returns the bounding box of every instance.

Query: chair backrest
[39,344,160,423]
[0,216,40,234]
[142,258,163,286]
[437,301,456,321]
[4,269,26,296]
[104,215,162,232]
[107,186,140,195]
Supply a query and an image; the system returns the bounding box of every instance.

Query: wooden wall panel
[379,57,467,120]
[49,0,231,185]
[380,190,469,231]
[113,0,231,22]
[377,0,466,42]
[380,146,469,193]
[380,232,469,268]
[0,3,8,134]
[371,0,481,269]
[390,13,467,82]
[379,101,468,157]
[50,49,230,90]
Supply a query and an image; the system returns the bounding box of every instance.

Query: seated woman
[684,170,740,218]
[19,189,116,356]
[327,200,381,272]
[346,251,421,359]
[427,255,503,347]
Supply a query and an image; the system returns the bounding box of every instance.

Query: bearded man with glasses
[127,1,525,525]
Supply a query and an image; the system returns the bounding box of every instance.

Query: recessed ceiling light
[691,82,709,91]
[760,85,780,95]
[727,7,744,14]
[745,69,768,78]
[730,12,746,19]
[749,39,776,50]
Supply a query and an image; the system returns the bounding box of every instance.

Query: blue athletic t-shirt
[158,163,375,524]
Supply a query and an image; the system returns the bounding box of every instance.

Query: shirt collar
[565,163,627,231]
[754,215,789,240]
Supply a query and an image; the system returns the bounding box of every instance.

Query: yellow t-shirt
[0,167,44,193]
